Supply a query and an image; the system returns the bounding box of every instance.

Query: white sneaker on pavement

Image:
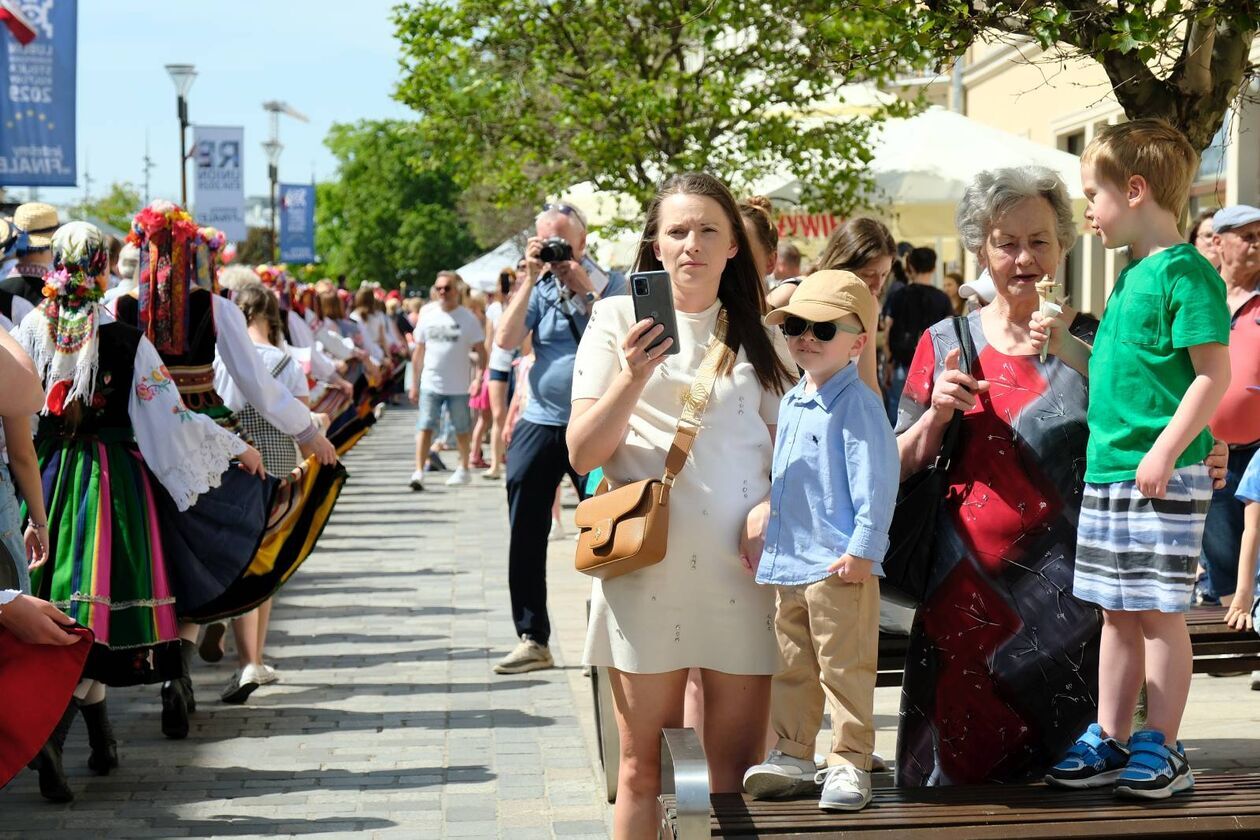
[743,750,820,799]
[409,470,425,491]
[493,635,554,674]
[549,518,567,541]
[220,663,265,704]
[445,467,472,486]
[817,764,872,812]
[258,664,280,686]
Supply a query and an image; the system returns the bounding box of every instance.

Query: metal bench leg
[659,728,709,840]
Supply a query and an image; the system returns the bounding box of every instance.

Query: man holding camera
[492,203,625,674]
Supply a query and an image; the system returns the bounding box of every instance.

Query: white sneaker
[409,470,425,491]
[817,764,872,812]
[549,518,567,541]
[1251,671,1260,691]
[220,663,265,704]
[493,635,554,674]
[445,467,471,486]
[743,750,820,799]
[258,664,280,686]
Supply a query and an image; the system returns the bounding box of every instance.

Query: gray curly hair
[955,166,1077,256]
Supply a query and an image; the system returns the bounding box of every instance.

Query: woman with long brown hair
[568,172,794,837]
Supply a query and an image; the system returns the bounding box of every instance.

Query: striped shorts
[1074,464,1212,613]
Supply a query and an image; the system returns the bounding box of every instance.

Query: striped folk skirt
[30,435,181,678]
[1074,465,1212,613]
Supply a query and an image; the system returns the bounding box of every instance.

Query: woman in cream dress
[569,172,794,839]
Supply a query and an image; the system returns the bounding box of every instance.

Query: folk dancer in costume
[115,202,341,732]
[14,221,266,801]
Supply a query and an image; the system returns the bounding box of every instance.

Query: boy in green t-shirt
[1032,119,1231,799]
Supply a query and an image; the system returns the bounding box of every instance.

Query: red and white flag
[0,1,36,46]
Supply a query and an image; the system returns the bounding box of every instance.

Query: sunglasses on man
[542,202,588,230]
[779,316,863,342]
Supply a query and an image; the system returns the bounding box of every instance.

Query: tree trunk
[1102,23,1256,153]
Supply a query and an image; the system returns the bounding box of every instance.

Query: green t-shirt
[1085,243,1230,484]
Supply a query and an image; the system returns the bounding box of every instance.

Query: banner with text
[279,183,315,263]
[193,125,246,241]
[0,0,77,186]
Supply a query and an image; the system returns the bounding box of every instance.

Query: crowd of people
[459,119,1258,839]
[0,199,409,803]
[3,114,1259,840]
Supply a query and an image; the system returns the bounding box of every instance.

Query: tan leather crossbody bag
[574,310,729,581]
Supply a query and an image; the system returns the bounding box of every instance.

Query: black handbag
[881,315,975,607]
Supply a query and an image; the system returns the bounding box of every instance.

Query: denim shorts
[417,391,473,434]
[0,466,30,593]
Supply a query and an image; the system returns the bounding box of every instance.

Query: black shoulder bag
[881,315,976,607]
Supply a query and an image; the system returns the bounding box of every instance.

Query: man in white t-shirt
[407,271,486,488]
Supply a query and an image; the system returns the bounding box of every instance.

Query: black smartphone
[629,270,680,356]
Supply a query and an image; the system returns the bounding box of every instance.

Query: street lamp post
[164,64,197,206]
[262,139,283,263]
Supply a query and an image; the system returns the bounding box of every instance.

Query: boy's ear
[1127,174,1148,207]
[850,331,869,358]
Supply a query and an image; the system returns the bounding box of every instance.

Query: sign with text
[776,212,842,241]
[192,125,246,241]
[279,183,315,263]
[0,0,77,186]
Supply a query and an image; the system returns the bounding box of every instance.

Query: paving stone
[1,410,610,837]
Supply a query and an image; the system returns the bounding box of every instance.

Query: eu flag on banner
[279,183,315,263]
[0,0,76,187]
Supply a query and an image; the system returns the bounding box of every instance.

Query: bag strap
[935,315,976,471]
[661,309,730,487]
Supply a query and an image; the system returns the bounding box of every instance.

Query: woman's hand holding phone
[623,318,673,382]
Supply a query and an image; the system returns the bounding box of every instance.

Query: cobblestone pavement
[2,407,613,839]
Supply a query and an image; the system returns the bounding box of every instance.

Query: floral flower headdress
[196,226,227,294]
[128,200,202,355]
[15,221,109,414]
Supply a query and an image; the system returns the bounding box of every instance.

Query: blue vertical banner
[278,183,315,263]
[0,0,77,186]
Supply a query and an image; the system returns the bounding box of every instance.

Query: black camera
[538,236,574,264]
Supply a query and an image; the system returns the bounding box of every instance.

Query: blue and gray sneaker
[1113,730,1194,799]
[1045,723,1129,789]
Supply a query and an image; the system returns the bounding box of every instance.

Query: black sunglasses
[780,316,862,342]
[542,201,588,230]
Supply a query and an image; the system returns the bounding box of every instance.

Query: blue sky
[15,0,413,206]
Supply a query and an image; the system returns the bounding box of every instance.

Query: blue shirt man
[491,203,625,675]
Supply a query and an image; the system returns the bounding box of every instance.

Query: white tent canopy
[456,237,524,293]
[758,107,1084,238]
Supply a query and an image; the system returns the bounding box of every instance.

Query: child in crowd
[742,271,898,811]
[1225,390,1260,641]
[1037,120,1231,799]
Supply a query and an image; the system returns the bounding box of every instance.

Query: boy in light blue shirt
[743,270,898,812]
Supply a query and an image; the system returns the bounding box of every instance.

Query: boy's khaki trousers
[770,574,880,771]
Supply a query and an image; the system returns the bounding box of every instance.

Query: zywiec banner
[776,212,842,242]
[279,183,315,263]
[192,125,246,241]
[0,0,76,186]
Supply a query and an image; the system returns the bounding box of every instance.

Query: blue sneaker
[1045,723,1129,789]
[1113,730,1194,799]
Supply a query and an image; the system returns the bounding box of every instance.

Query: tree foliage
[820,1,1259,153]
[69,182,142,234]
[315,119,480,288]
[393,1,917,220]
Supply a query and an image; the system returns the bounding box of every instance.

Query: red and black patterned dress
[894,310,1102,786]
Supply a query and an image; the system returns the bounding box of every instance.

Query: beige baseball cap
[764,270,877,334]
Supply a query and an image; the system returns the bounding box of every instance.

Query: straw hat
[764,270,878,334]
[13,202,60,249]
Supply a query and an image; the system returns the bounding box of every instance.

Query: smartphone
[629,270,680,355]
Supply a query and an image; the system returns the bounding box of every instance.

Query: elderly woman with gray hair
[892,165,1103,786]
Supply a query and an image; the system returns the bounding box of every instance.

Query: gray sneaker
[493,635,554,674]
[817,764,872,812]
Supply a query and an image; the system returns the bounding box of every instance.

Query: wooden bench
[658,728,1260,839]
